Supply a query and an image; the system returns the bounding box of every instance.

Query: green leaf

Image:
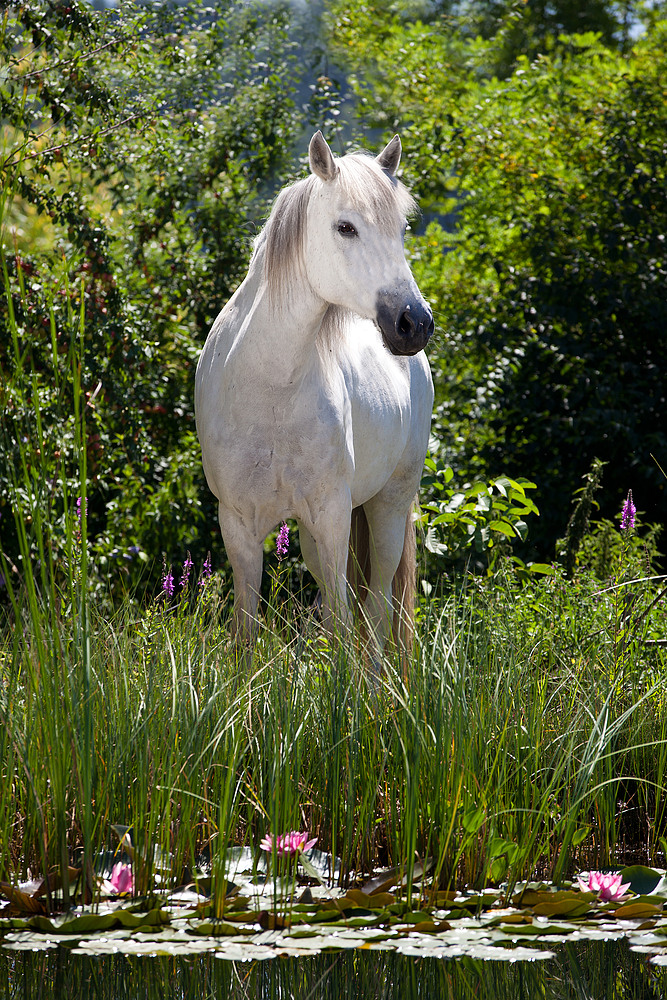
[462,806,485,834]
[488,520,517,538]
[490,857,509,882]
[619,865,663,896]
[571,825,589,846]
[528,562,555,575]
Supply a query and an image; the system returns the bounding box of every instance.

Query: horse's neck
[238,239,329,382]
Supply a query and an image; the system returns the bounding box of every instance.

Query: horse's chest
[218,386,351,508]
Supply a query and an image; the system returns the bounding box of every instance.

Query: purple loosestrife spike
[199,552,212,587]
[180,552,193,588]
[276,522,289,561]
[75,497,87,540]
[162,567,175,598]
[620,490,636,531]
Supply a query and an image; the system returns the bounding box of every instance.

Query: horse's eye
[337,221,358,238]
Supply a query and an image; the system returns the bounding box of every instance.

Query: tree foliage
[329,4,667,557]
[0,0,301,598]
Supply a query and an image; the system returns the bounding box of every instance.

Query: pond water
[2,941,666,1000]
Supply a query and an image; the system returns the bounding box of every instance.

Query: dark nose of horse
[398,304,435,347]
[376,293,434,356]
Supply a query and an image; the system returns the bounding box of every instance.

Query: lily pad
[342,889,395,909]
[499,922,575,937]
[358,859,433,896]
[620,865,664,896]
[0,882,47,915]
[532,898,592,918]
[613,901,664,920]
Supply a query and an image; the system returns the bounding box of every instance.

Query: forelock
[262,150,417,305]
[335,152,417,229]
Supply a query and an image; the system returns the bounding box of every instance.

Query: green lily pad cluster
[3,865,667,963]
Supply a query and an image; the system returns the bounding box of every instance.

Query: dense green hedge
[329,2,667,559]
[0,0,303,599]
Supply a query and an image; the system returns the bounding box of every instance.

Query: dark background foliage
[441,36,667,552]
[1,0,306,598]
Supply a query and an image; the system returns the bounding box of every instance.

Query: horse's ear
[309,131,338,182]
[376,135,401,176]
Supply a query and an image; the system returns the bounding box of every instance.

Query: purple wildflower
[75,497,87,540]
[162,566,175,598]
[180,552,194,588]
[620,490,636,531]
[276,522,289,561]
[199,552,212,587]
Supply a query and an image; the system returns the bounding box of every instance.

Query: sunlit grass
[2,559,667,905]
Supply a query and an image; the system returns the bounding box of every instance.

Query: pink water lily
[105,862,134,895]
[577,870,630,901]
[260,830,317,857]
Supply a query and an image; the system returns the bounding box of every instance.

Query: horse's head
[305,132,434,357]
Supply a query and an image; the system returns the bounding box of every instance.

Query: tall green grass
[2,260,667,910]
[2,551,666,903]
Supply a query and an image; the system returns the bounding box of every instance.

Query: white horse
[195,131,434,660]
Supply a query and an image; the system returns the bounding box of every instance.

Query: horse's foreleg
[361,498,413,661]
[218,508,264,658]
[305,504,353,638]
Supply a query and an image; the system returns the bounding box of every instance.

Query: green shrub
[0,1,302,600]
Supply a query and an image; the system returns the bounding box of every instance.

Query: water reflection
[2,941,666,1000]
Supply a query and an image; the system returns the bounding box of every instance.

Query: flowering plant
[260,830,317,857]
[101,862,134,896]
[620,490,636,532]
[276,523,289,561]
[162,565,175,598]
[577,870,630,901]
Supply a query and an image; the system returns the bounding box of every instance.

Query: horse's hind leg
[218,507,264,657]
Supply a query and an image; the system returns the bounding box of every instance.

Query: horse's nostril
[398,311,414,337]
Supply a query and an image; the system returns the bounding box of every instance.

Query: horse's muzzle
[376,292,434,356]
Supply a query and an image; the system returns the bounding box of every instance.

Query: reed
[2,269,667,907]
[2,566,666,898]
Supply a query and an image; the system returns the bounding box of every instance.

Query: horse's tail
[347,506,371,607]
[347,502,417,654]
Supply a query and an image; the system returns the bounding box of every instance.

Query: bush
[328,5,667,562]
[0,1,302,600]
